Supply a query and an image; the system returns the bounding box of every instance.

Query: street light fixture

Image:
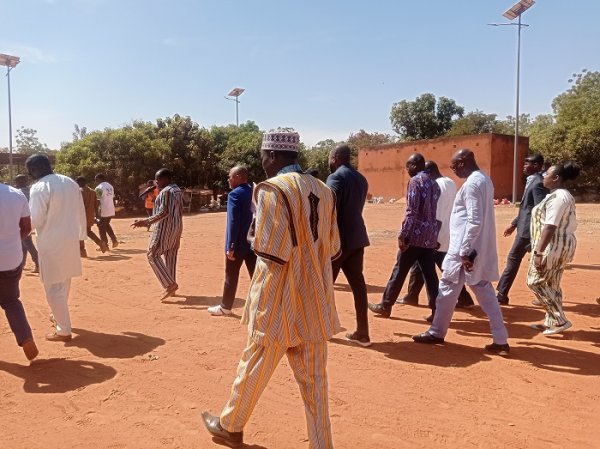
[225,87,245,127]
[489,0,535,204]
[0,53,20,181]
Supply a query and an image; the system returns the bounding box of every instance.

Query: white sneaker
[542,321,572,336]
[207,305,232,316]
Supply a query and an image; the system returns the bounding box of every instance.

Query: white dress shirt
[435,176,457,253]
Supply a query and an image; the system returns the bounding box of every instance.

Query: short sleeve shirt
[95,181,116,217]
[0,184,31,271]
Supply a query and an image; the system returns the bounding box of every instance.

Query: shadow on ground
[65,328,165,359]
[0,358,117,393]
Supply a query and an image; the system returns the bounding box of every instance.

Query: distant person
[413,149,509,354]
[131,168,183,300]
[497,154,548,305]
[94,173,119,249]
[368,153,440,321]
[76,176,106,255]
[398,161,474,309]
[327,144,371,347]
[26,154,87,342]
[142,179,159,231]
[201,130,341,449]
[0,180,39,360]
[208,166,256,316]
[14,174,39,273]
[527,162,580,335]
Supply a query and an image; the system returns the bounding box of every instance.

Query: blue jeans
[22,234,39,267]
[0,265,33,346]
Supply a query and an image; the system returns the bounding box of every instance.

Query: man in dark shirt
[369,153,440,319]
[327,144,371,347]
[208,166,256,316]
[497,154,548,305]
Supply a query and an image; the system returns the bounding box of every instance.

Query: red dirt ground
[2,203,599,449]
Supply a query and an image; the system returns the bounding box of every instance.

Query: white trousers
[430,269,508,344]
[43,279,72,335]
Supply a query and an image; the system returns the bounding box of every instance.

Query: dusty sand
[2,203,599,449]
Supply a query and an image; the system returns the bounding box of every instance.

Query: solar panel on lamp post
[0,53,21,181]
[225,87,245,127]
[489,0,535,204]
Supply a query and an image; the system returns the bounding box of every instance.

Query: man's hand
[226,250,236,261]
[533,253,545,272]
[131,219,148,228]
[503,224,516,237]
[460,255,474,272]
[398,237,409,252]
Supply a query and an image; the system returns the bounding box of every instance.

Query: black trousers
[98,217,118,245]
[497,236,530,301]
[221,251,257,310]
[85,226,103,248]
[0,265,33,345]
[332,247,369,337]
[381,246,439,311]
[404,250,474,306]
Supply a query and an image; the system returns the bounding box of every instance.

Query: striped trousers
[220,339,333,449]
[147,240,179,289]
[526,236,575,328]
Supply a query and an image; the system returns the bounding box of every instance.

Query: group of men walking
[0,129,556,449]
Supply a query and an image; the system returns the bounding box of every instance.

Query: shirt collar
[277,163,304,175]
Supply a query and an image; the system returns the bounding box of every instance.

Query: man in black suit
[327,144,371,347]
[497,154,548,305]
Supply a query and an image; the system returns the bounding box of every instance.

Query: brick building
[358,133,529,201]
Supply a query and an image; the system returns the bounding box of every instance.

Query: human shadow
[563,302,600,318]
[209,439,268,449]
[334,283,386,294]
[566,263,600,271]
[162,295,245,311]
[369,336,491,368]
[0,358,117,393]
[93,254,131,261]
[111,248,148,255]
[65,329,165,359]
[513,342,600,376]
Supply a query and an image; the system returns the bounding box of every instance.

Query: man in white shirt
[413,149,509,354]
[0,182,39,360]
[94,173,119,249]
[26,154,87,342]
[398,161,474,311]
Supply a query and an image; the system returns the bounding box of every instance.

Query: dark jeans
[85,226,103,248]
[0,265,33,345]
[332,247,369,337]
[404,250,474,307]
[222,251,257,310]
[497,236,530,301]
[98,217,118,245]
[22,235,39,267]
[381,246,439,311]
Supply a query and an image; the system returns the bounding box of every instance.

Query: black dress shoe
[368,303,391,318]
[424,313,434,323]
[412,332,445,344]
[497,294,509,305]
[456,302,475,309]
[396,296,418,306]
[201,412,243,448]
[484,343,510,355]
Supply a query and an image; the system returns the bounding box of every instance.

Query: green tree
[390,93,464,140]
[16,127,49,155]
[301,139,339,181]
[447,110,503,136]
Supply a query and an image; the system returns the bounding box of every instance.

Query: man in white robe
[413,149,509,354]
[26,154,87,342]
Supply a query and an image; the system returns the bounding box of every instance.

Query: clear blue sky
[1,0,599,149]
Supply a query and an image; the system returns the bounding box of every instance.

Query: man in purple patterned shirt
[369,153,441,319]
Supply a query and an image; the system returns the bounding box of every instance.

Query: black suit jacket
[512,172,548,239]
[326,164,370,251]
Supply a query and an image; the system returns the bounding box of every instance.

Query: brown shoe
[201,412,243,448]
[22,338,39,361]
[45,332,72,342]
[160,283,179,301]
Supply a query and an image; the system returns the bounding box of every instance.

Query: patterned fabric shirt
[399,170,441,249]
[147,184,183,250]
[242,169,342,347]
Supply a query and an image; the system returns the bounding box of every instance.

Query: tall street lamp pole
[225,87,245,127]
[489,0,535,203]
[0,53,21,181]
